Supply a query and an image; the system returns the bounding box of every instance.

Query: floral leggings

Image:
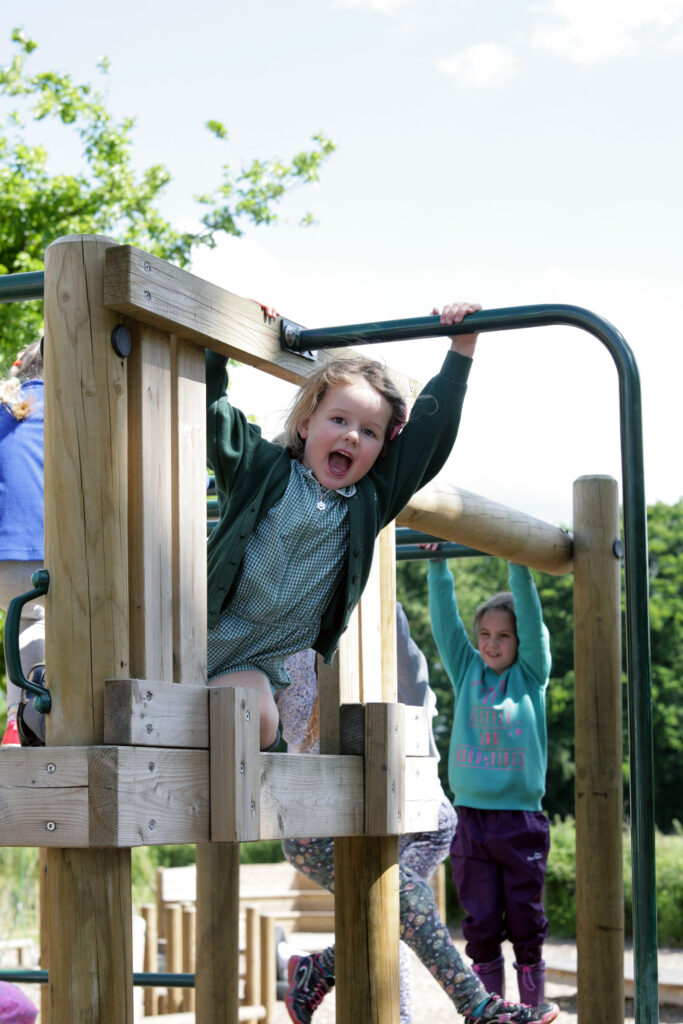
[283,796,487,1022]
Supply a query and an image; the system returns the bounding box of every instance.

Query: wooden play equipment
[0,235,655,1023]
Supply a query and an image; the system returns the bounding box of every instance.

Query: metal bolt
[240,762,245,775]
[46,821,56,832]
[46,763,56,774]
[149,820,156,830]
[144,262,151,271]
[245,710,250,721]
[146,723,153,734]
[613,539,624,559]
[144,290,151,300]
[145,691,153,701]
[148,762,155,773]
[250,801,256,814]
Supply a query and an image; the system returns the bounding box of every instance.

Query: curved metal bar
[282,302,658,1024]
[3,570,51,713]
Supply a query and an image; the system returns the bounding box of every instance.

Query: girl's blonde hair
[0,339,43,421]
[282,355,405,460]
[473,592,517,637]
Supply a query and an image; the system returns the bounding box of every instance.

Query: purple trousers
[450,806,549,966]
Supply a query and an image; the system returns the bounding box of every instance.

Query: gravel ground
[267,931,683,1024]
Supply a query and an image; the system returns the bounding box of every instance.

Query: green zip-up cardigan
[206,348,472,663]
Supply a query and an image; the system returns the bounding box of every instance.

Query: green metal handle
[3,569,51,713]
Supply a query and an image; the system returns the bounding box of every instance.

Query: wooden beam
[88,746,210,847]
[398,480,573,575]
[104,245,419,395]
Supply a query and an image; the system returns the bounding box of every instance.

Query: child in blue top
[428,556,552,1008]
[206,301,481,750]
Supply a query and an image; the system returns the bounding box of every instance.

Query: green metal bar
[0,968,195,988]
[0,271,44,303]
[3,570,52,712]
[283,302,658,1024]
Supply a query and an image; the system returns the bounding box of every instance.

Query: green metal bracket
[3,570,51,713]
[282,303,658,1024]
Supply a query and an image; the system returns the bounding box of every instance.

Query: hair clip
[390,400,407,441]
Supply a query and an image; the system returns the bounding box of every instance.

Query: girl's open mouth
[328,451,352,475]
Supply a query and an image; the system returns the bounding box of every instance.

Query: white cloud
[531,0,683,62]
[438,43,518,85]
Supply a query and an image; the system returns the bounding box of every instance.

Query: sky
[3,0,682,527]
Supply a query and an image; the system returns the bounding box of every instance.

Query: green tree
[0,28,334,369]
[643,499,683,830]
[0,28,334,698]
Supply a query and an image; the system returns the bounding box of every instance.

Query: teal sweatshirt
[428,560,551,811]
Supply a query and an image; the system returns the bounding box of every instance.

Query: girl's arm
[206,351,269,500]
[509,563,551,686]
[427,560,475,694]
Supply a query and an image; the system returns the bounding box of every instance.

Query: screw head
[46,763,56,774]
[46,821,56,832]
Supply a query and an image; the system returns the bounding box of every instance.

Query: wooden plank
[104,245,420,395]
[398,480,573,576]
[364,703,404,836]
[210,687,261,843]
[0,749,89,846]
[171,337,207,685]
[88,746,210,847]
[259,752,364,840]
[358,535,383,702]
[103,678,209,747]
[127,326,174,682]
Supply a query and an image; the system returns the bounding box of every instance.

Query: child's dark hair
[473,592,517,636]
[282,355,405,460]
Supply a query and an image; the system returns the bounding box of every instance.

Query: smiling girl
[205,300,480,749]
[427,556,553,1009]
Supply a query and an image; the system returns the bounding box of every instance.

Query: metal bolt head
[146,723,153,734]
[148,819,156,830]
[46,763,56,774]
[46,821,56,832]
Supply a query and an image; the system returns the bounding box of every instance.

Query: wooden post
[195,842,241,1024]
[165,903,184,1012]
[260,913,277,1024]
[573,476,624,1024]
[141,903,160,1016]
[245,905,262,1024]
[182,904,197,1011]
[335,522,400,1024]
[43,235,133,1022]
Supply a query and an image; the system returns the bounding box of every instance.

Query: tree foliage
[0,28,334,369]
[397,497,683,832]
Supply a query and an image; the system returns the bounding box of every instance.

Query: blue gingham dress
[207,459,355,691]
